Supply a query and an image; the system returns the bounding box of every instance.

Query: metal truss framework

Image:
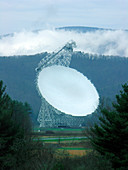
[36,41,83,127]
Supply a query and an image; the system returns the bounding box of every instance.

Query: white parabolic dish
[37,65,99,116]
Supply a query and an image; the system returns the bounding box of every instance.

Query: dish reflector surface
[37,65,99,116]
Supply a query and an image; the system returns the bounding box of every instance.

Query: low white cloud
[0,29,128,57]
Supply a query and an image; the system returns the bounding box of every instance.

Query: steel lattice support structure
[36,41,77,127]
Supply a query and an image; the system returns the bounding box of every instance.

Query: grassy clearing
[32,127,85,137]
[33,127,91,157]
[32,128,113,169]
[63,150,89,157]
[55,147,92,157]
[33,127,83,132]
[37,137,87,142]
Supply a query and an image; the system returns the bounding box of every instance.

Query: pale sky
[0,0,128,34]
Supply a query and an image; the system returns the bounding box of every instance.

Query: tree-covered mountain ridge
[0,50,128,122]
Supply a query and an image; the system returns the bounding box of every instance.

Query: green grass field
[32,127,85,137]
[33,127,92,157]
[33,127,83,132]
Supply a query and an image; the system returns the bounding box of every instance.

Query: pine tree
[12,101,32,135]
[90,83,128,169]
[0,80,11,111]
[0,81,23,169]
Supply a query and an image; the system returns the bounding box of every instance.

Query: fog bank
[0,29,128,57]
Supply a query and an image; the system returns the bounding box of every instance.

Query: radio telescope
[36,41,99,127]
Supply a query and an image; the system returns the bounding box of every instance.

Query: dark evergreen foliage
[0,80,55,170]
[12,101,32,134]
[0,80,24,169]
[0,80,35,169]
[90,83,128,169]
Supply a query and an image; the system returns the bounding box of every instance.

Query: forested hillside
[71,53,128,99]
[0,52,128,122]
[0,53,46,118]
